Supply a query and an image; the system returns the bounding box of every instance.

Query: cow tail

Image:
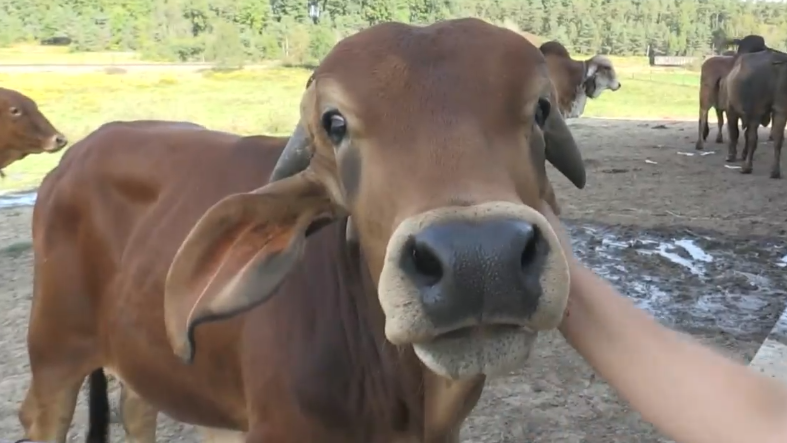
[713,77,723,104]
[85,368,110,443]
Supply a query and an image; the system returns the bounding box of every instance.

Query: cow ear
[164,171,339,364]
[542,100,587,189]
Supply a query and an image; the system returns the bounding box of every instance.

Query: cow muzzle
[44,133,69,152]
[377,201,570,379]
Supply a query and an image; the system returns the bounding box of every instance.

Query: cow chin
[413,325,539,380]
[376,201,571,379]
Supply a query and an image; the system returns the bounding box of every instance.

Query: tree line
[1,0,786,66]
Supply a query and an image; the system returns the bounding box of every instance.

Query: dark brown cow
[720,50,787,178]
[729,35,768,55]
[539,40,621,118]
[20,18,585,443]
[0,88,67,177]
[726,35,787,142]
[696,55,735,151]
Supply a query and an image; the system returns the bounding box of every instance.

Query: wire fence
[617,69,701,88]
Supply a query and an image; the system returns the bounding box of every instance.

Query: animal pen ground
[0,64,785,441]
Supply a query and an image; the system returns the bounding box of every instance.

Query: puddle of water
[567,222,787,341]
[0,190,37,209]
[674,239,713,262]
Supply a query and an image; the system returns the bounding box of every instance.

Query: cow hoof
[770,171,781,179]
[740,168,753,175]
[695,143,703,151]
[725,156,737,163]
[715,138,723,144]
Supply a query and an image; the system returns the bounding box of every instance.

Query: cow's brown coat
[21,18,587,443]
[696,55,735,151]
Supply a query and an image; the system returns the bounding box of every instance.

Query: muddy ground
[0,118,785,442]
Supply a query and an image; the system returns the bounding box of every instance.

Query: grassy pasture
[0,53,700,192]
[0,44,144,65]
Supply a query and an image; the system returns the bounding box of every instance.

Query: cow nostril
[56,135,68,148]
[519,225,540,269]
[406,238,443,286]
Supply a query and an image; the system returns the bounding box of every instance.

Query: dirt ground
[0,118,785,442]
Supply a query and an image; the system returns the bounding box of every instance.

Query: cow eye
[535,98,550,128]
[9,107,21,117]
[321,110,347,145]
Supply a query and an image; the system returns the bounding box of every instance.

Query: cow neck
[292,217,425,441]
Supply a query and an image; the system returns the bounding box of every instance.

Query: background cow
[0,87,68,177]
[727,34,787,142]
[539,40,621,118]
[696,55,735,151]
[20,18,586,443]
[720,50,787,178]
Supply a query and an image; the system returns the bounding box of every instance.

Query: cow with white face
[540,40,622,118]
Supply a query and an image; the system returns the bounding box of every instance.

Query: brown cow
[0,88,68,177]
[20,18,585,443]
[539,40,621,118]
[720,50,787,178]
[696,55,735,151]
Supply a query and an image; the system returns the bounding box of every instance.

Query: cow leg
[770,121,783,146]
[118,381,158,443]
[770,113,786,179]
[726,111,740,162]
[21,283,100,442]
[768,112,784,142]
[741,120,759,174]
[696,106,710,150]
[199,427,246,443]
[715,108,725,143]
[245,427,299,443]
[19,360,92,443]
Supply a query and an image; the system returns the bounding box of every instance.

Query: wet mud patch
[567,219,787,347]
[0,190,37,209]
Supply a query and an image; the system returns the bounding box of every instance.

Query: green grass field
[0,50,701,193]
[0,44,144,64]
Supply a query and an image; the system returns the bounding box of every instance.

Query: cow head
[583,55,621,98]
[165,18,585,380]
[0,88,68,177]
[730,35,767,54]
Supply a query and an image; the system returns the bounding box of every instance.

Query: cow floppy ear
[542,99,586,189]
[164,171,339,363]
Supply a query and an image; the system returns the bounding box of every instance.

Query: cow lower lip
[432,324,526,342]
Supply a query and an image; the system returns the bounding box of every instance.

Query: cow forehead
[312,20,550,121]
[0,88,35,109]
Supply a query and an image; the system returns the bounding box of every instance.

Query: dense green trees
[2,0,786,64]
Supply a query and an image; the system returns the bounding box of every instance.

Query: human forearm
[560,266,787,443]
